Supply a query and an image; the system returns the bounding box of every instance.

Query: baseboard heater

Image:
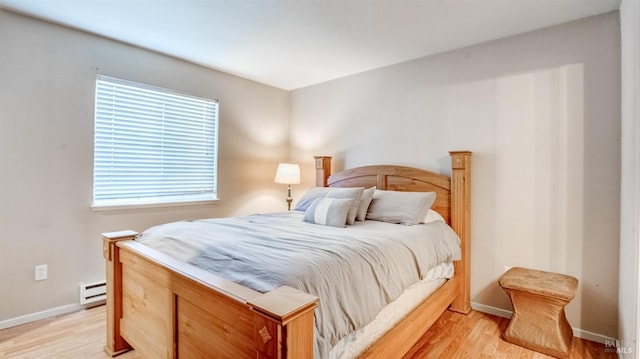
[80,280,107,304]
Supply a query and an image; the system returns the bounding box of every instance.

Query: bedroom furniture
[103,150,471,358]
[274,163,301,211]
[499,267,578,358]
[314,156,332,187]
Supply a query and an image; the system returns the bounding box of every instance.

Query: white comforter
[137,211,461,358]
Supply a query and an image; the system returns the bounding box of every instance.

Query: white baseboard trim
[571,327,617,346]
[471,301,616,345]
[0,300,105,330]
[471,301,512,319]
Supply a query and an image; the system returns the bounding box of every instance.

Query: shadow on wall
[459,63,618,338]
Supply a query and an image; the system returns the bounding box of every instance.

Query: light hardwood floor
[405,310,616,359]
[0,305,615,358]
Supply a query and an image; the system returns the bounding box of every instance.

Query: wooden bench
[499,267,578,358]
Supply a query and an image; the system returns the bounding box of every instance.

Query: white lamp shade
[274,163,300,184]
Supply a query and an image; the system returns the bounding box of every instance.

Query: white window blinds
[93,76,218,208]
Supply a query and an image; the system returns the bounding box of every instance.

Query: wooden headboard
[314,151,472,314]
[314,152,471,225]
[326,165,452,223]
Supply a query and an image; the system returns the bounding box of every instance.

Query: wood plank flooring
[0,305,616,358]
[404,310,616,359]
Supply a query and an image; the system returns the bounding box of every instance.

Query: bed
[102,150,472,358]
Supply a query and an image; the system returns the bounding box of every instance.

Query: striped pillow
[303,197,354,228]
[325,187,364,225]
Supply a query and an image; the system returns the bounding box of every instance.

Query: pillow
[366,190,436,225]
[303,197,354,228]
[422,209,446,224]
[325,187,364,225]
[356,187,375,221]
[293,187,331,211]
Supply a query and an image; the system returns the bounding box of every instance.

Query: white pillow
[356,187,375,221]
[422,209,446,224]
[293,187,331,211]
[366,190,436,225]
[325,187,364,225]
[303,197,353,228]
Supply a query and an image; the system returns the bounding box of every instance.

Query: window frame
[92,75,219,210]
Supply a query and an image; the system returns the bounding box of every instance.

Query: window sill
[91,198,219,212]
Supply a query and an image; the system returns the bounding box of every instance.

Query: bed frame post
[248,286,319,358]
[448,151,472,314]
[102,230,138,357]
[314,156,332,187]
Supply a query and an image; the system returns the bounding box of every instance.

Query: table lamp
[274,163,300,211]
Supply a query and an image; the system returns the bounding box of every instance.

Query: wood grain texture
[103,232,135,356]
[449,151,472,314]
[119,250,174,358]
[0,306,615,359]
[314,156,332,187]
[404,310,617,359]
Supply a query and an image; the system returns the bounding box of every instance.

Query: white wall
[290,12,621,339]
[0,10,290,323]
[619,0,640,355]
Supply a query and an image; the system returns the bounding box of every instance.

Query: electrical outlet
[35,265,48,281]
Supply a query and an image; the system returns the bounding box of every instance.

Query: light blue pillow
[303,197,354,228]
[293,187,331,211]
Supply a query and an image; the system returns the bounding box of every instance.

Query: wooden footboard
[104,151,471,358]
[103,232,318,359]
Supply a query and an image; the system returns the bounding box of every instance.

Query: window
[93,76,218,208]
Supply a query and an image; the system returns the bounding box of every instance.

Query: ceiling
[0,0,622,90]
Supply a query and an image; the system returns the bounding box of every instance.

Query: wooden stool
[499,267,578,358]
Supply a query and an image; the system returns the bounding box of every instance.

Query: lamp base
[286,185,293,211]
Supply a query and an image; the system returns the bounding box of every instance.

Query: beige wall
[0,10,290,322]
[619,0,640,355]
[290,12,621,339]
